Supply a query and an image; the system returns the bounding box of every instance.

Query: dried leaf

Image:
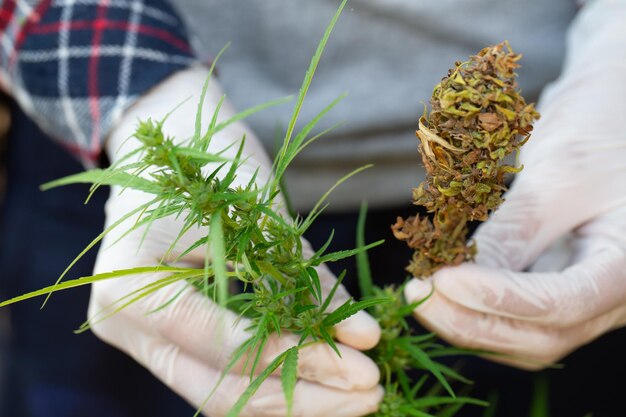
[395,42,540,277]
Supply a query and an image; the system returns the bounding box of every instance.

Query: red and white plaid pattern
[0,0,196,166]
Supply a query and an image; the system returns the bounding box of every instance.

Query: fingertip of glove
[346,385,385,417]
[404,277,433,305]
[372,384,385,407]
[334,310,381,350]
[316,384,385,417]
[321,346,381,390]
[347,385,385,417]
[430,263,497,298]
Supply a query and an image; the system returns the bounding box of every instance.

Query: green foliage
[481,391,499,417]
[281,347,299,417]
[209,210,228,306]
[226,348,292,417]
[0,266,192,308]
[529,373,549,417]
[356,202,374,298]
[357,209,487,417]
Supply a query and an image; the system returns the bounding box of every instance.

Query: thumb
[472,173,586,271]
[409,208,626,328]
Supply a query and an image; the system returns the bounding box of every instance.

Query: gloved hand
[92,66,383,416]
[405,1,626,370]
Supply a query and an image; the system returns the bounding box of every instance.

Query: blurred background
[1,92,10,412]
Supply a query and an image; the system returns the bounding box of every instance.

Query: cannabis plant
[392,42,540,277]
[0,3,389,415]
[364,42,540,416]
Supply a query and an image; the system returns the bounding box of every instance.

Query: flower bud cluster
[393,42,540,277]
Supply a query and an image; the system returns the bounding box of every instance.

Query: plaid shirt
[0,0,196,166]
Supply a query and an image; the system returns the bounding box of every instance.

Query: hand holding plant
[81,64,384,416]
[406,5,626,369]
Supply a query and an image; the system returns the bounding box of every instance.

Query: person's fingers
[423,212,626,328]
[191,360,384,417]
[474,67,626,273]
[526,234,574,273]
[91,273,380,391]
[334,309,381,351]
[471,125,620,272]
[474,128,626,274]
[92,309,383,417]
[160,341,383,417]
[405,277,626,369]
[95,194,382,390]
[245,379,384,417]
[102,187,382,352]
[243,333,380,390]
[472,175,584,272]
[89,276,250,361]
[405,278,561,368]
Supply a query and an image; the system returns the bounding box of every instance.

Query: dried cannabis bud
[393,42,540,277]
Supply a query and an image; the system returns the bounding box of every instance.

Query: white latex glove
[91,66,383,416]
[405,1,626,370]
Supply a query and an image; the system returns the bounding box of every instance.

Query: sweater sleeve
[0,0,196,166]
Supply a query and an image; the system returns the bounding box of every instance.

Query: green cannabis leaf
[281,347,299,417]
[358,206,487,417]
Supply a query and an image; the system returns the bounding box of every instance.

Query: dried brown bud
[394,42,540,277]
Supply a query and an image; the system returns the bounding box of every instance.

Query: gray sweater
[170,0,579,212]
